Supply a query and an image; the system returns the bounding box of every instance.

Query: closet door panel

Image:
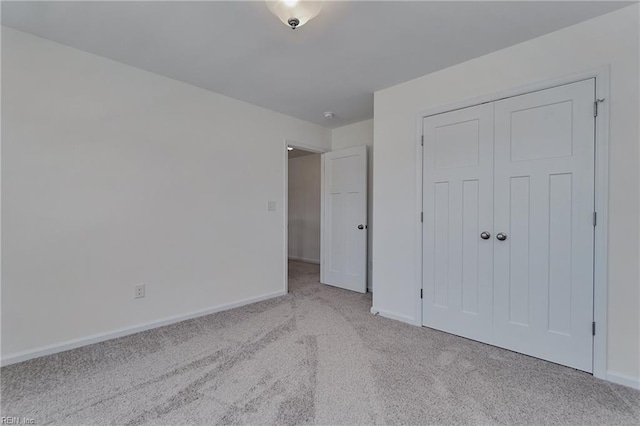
[422,103,494,344]
[493,79,595,372]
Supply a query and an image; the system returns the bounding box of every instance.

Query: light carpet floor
[2,260,639,425]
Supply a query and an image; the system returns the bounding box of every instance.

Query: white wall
[288,154,321,263]
[373,5,640,383]
[332,119,374,290]
[1,27,331,361]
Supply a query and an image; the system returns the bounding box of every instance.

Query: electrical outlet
[134,284,145,299]
[267,201,276,211]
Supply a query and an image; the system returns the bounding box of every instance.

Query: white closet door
[493,79,595,372]
[322,146,368,293]
[422,103,495,344]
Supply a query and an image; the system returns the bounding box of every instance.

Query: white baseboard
[370,306,418,325]
[288,256,320,264]
[606,371,640,389]
[1,290,286,367]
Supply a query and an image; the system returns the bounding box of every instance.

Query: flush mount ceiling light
[266,0,323,30]
[323,111,335,119]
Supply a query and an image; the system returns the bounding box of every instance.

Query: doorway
[284,141,369,295]
[285,143,324,293]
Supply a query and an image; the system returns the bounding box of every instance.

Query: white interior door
[493,79,595,372]
[322,146,367,293]
[421,79,596,372]
[422,103,495,343]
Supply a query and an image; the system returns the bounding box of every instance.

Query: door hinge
[421,135,424,146]
[593,212,597,227]
[594,98,605,117]
[420,212,423,223]
[592,321,596,336]
[420,288,423,299]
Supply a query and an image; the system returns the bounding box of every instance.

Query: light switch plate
[267,201,276,211]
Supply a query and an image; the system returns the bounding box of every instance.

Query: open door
[321,145,367,293]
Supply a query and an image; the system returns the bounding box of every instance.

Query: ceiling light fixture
[266,0,323,30]
[288,146,294,151]
[323,111,335,119]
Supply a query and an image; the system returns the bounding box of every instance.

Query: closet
[421,79,595,372]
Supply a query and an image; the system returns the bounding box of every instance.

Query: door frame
[414,67,610,380]
[283,139,328,294]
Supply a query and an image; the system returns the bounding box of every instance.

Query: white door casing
[322,145,368,293]
[422,103,495,344]
[492,79,595,372]
[422,78,596,372]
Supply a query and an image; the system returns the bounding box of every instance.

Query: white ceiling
[288,147,318,159]
[2,1,631,128]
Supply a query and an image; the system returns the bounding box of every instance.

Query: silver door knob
[358,224,365,230]
[480,232,491,240]
[496,233,507,241]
